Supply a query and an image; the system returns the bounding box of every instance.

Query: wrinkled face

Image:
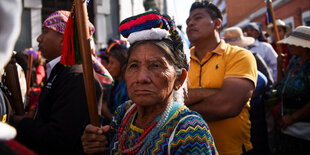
[107,56,121,79]
[186,8,216,44]
[243,27,260,39]
[125,43,177,107]
[37,28,63,61]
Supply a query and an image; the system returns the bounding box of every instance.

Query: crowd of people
[0,0,309,154]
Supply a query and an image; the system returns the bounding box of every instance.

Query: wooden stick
[75,0,99,126]
[4,55,25,115]
[267,0,285,81]
[25,53,33,110]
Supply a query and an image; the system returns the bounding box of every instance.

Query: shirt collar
[245,39,259,50]
[46,56,61,79]
[252,39,259,46]
[190,40,227,62]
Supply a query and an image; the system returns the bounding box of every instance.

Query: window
[283,16,294,30]
[302,10,310,26]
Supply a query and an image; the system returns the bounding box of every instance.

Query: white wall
[24,0,42,50]
[119,0,145,21]
[166,0,195,32]
[94,0,110,49]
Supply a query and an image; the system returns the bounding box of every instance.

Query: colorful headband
[98,48,108,57]
[106,40,127,54]
[119,11,190,70]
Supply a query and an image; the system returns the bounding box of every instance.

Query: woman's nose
[136,67,151,84]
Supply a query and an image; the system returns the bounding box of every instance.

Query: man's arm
[186,77,255,121]
[185,87,218,106]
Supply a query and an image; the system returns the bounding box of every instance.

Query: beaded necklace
[118,101,174,154]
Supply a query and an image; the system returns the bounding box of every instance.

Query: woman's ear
[174,69,187,90]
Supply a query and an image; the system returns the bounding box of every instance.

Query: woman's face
[107,56,121,79]
[243,27,260,39]
[125,43,177,107]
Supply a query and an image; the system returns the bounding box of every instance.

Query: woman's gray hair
[127,39,188,105]
[173,75,188,106]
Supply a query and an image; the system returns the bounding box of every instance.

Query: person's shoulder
[52,63,83,75]
[51,64,84,83]
[110,100,133,129]
[63,64,83,74]
[177,107,207,125]
[114,100,134,117]
[164,106,217,154]
[258,41,274,49]
[225,44,254,58]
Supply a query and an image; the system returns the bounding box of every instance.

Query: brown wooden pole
[25,53,33,110]
[267,0,285,81]
[75,0,99,126]
[4,55,25,115]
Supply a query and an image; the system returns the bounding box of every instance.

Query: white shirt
[283,122,310,141]
[45,56,61,79]
[246,40,278,83]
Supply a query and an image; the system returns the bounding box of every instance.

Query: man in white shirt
[243,22,278,83]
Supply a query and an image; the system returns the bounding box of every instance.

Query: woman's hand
[81,124,110,154]
[279,114,296,129]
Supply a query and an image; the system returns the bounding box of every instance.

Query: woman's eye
[129,63,138,68]
[151,63,160,68]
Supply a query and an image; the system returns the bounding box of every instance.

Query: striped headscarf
[43,10,95,35]
[119,11,190,71]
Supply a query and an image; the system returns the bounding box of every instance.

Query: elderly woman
[275,26,310,154]
[82,11,217,155]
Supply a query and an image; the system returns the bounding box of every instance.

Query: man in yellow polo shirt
[185,1,257,155]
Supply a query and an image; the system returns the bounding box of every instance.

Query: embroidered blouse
[108,101,218,155]
[277,56,310,116]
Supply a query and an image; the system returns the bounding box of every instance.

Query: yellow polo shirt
[188,40,257,155]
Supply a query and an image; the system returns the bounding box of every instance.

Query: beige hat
[267,19,291,35]
[278,26,310,49]
[223,27,255,47]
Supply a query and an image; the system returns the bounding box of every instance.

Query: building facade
[226,0,310,30]
[15,0,167,51]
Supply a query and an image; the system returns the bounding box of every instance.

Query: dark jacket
[16,63,102,155]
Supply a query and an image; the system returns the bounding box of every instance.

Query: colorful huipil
[277,56,310,115]
[109,101,218,155]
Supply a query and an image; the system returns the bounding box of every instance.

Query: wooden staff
[266,0,285,81]
[75,0,99,126]
[4,54,25,115]
[25,53,33,110]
